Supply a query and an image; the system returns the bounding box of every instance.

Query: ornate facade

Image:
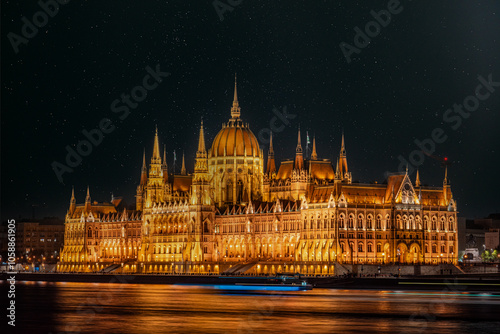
[59,78,458,274]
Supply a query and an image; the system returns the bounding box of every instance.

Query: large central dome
[210,121,260,157]
[209,77,260,158]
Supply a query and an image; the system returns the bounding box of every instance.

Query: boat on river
[214,273,313,291]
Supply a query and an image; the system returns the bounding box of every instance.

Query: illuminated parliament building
[59,80,458,274]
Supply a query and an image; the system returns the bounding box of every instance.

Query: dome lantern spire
[230,73,241,119]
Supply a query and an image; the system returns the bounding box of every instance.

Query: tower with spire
[145,127,165,207]
[189,119,214,263]
[193,120,209,183]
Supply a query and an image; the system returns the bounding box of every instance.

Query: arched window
[339,215,345,229]
[358,243,364,252]
[367,243,373,252]
[357,215,363,229]
[348,215,354,228]
[367,215,373,229]
[376,215,382,230]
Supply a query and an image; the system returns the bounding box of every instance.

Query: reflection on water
[6,281,500,333]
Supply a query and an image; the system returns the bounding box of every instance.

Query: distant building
[59,78,459,274]
[485,229,500,251]
[15,218,65,264]
[458,214,500,261]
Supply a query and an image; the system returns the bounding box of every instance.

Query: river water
[4,280,500,333]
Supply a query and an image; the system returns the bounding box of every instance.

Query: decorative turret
[294,127,304,170]
[266,132,276,175]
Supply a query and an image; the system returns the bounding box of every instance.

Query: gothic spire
[311,135,317,160]
[162,145,168,181]
[266,132,276,175]
[338,132,349,180]
[162,145,168,169]
[181,152,186,175]
[269,131,274,155]
[295,127,304,170]
[142,148,147,171]
[230,73,241,118]
[140,149,148,186]
[85,186,91,212]
[443,165,449,186]
[340,131,346,157]
[197,119,207,155]
[152,126,161,163]
[415,169,421,187]
[296,126,302,153]
[69,186,76,214]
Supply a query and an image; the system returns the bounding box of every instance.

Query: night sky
[2,1,500,221]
